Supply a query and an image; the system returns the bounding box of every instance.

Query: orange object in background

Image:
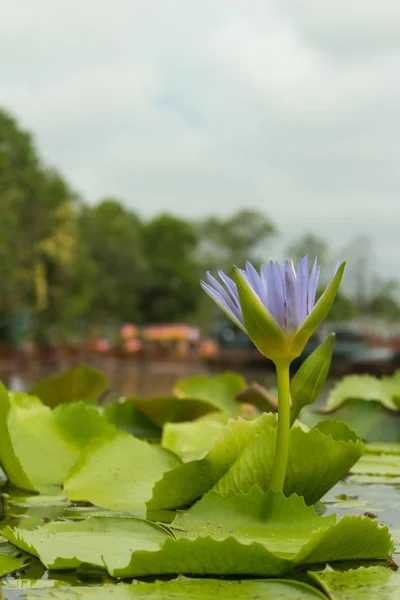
[124,338,142,353]
[120,324,139,339]
[199,338,220,358]
[143,324,200,342]
[95,338,110,353]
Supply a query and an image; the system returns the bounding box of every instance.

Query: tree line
[0,108,398,343]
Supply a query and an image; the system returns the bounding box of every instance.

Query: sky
[1,0,400,282]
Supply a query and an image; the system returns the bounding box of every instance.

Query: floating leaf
[103,400,161,439]
[215,419,363,506]
[2,516,169,574]
[290,334,335,424]
[150,414,363,510]
[0,382,34,490]
[148,414,276,511]
[162,417,226,461]
[1,578,329,599]
[64,431,182,514]
[325,375,397,412]
[4,488,391,579]
[0,542,28,577]
[30,366,108,407]
[309,565,400,600]
[304,399,400,443]
[350,452,400,477]
[0,386,77,491]
[126,395,220,427]
[53,401,116,448]
[173,372,246,415]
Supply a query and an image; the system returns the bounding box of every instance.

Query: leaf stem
[270,361,291,492]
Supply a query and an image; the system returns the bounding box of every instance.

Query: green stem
[270,361,291,492]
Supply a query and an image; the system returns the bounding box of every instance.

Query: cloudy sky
[1,1,400,280]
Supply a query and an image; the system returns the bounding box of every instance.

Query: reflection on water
[0,358,277,399]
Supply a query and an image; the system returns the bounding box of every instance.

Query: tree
[0,109,85,334]
[138,214,200,323]
[198,208,276,272]
[80,199,146,323]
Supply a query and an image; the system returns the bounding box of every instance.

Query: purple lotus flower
[201,256,330,334]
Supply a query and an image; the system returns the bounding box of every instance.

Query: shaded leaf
[103,400,161,439]
[125,395,221,427]
[147,414,276,511]
[150,413,362,510]
[30,366,107,407]
[215,419,364,506]
[64,431,181,515]
[303,399,400,443]
[173,372,246,416]
[236,382,278,413]
[309,565,400,600]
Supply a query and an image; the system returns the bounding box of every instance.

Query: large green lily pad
[2,516,169,574]
[149,416,363,510]
[5,488,391,578]
[0,385,77,491]
[0,383,120,491]
[64,431,182,514]
[148,414,277,511]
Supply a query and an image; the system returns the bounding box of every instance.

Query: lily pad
[30,366,108,407]
[161,417,226,461]
[125,395,221,427]
[53,401,116,448]
[64,431,182,514]
[148,414,276,511]
[103,401,161,439]
[350,452,400,477]
[0,385,77,491]
[325,375,397,412]
[2,516,169,574]
[0,542,28,576]
[3,488,392,578]
[173,372,246,415]
[1,578,329,599]
[309,565,400,600]
[149,416,363,510]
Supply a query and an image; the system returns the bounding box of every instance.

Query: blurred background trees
[0,107,399,342]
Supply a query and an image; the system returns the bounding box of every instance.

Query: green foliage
[0,367,395,594]
[173,372,246,415]
[309,566,400,600]
[303,372,400,442]
[30,366,107,407]
[290,333,335,423]
[0,579,330,599]
[64,431,181,514]
[3,488,392,578]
